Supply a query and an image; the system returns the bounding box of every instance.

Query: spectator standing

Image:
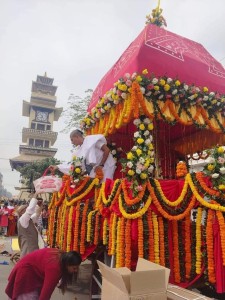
[17,193,44,258]
[0,203,9,236]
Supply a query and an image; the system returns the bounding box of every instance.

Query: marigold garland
[80,200,89,254]
[108,213,114,255]
[119,193,152,219]
[216,210,225,266]
[172,220,181,283]
[66,206,74,252]
[196,207,202,274]
[94,212,100,245]
[149,181,196,220]
[66,178,99,206]
[103,218,108,245]
[116,218,121,267]
[147,210,155,262]
[122,179,147,206]
[184,215,192,280]
[120,217,125,267]
[87,210,97,242]
[125,218,131,268]
[148,178,189,207]
[176,161,188,178]
[152,212,160,264]
[73,201,81,251]
[158,216,165,266]
[187,174,225,212]
[206,210,216,283]
[138,217,144,258]
[111,213,117,255]
[195,172,221,197]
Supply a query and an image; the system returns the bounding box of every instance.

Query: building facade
[10,73,63,198]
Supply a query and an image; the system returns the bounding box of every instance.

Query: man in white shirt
[17,193,44,258]
[51,130,116,181]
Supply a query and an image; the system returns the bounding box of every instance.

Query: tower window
[29,139,34,146]
[44,141,50,148]
[35,139,44,147]
[46,125,51,130]
[31,122,36,129]
[37,124,45,130]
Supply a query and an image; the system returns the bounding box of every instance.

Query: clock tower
[10,73,63,172]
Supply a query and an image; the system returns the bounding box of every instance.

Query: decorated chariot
[48,3,225,298]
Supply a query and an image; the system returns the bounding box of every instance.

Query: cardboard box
[98,258,170,300]
[167,284,212,300]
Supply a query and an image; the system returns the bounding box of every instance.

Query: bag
[33,168,62,193]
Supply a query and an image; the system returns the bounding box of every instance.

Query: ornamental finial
[145,0,167,28]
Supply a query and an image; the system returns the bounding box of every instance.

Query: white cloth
[18,198,45,250]
[58,134,116,181]
[19,198,41,229]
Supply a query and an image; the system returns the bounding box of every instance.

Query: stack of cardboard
[98,258,213,300]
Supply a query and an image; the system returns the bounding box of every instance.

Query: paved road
[0,236,92,300]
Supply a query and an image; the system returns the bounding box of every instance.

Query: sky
[0,0,225,196]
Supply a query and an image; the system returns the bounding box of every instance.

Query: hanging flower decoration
[69,156,84,185]
[107,142,123,163]
[121,115,155,189]
[176,161,188,178]
[145,7,167,28]
[203,146,225,191]
[81,70,225,132]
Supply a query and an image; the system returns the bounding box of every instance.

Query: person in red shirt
[5,247,82,300]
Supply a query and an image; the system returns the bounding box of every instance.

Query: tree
[62,89,93,133]
[18,157,60,191]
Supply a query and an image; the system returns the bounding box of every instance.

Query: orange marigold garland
[73,201,81,251]
[172,220,181,283]
[94,212,100,245]
[147,209,155,262]
[111,213,118,255]
[138,217,144,258]
[158,216,165,266]
[184,214,192,280]
[196,207,202,274]
[125,218,131,268]
[195,172,220,197]
[216,210,225,266]
[176,161,188,178]
[206,209,216,283]
[108,213,114,255]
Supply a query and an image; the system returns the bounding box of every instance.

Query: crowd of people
[3,131,115,299]
[0,198,49,237]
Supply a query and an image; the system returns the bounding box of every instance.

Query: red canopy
[89,24,225,111]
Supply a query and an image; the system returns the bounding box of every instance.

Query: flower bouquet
[69,156,84,185]
[203,146,225,190]
[121,116,155,193]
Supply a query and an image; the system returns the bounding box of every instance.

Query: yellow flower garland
[152,212,160,264]
[66,178,99,206]
[196,207,202,274]
[66,206,74,252]
[152,177,189,206]
[103,218,108,245]
[116,218,121,267]
[119,194,152,219]
[87,210,97,242]
[187,174,225,212]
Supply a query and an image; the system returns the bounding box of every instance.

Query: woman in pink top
[5,248,82,300]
